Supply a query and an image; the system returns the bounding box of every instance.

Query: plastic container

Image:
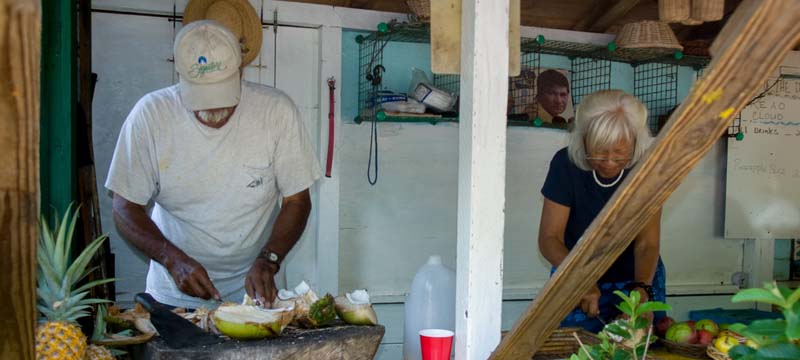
[403,255,456,360]
[689,308,782,325]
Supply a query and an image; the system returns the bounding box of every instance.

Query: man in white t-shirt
[106,20,321,309]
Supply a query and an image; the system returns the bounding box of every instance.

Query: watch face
[268,252,279,262]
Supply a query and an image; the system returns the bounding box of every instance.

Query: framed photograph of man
[508,67,575,129]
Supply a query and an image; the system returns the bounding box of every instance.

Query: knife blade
[135,292,225,349]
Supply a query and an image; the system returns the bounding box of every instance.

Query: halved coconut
[273,280,327,327]
[334,289,378,326]
[212,303,294,340]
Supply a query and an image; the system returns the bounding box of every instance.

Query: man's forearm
[112,194,184,267]
[260,191,312,262]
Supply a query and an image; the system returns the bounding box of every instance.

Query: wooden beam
[587,0,641,33]
[571,0,613,32]
[491,0,800,358]
[455,0,509,358]
[0,0,40,359]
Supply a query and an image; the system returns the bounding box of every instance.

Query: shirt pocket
[239,164,277,205]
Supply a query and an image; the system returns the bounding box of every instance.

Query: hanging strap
[325,77,335,178]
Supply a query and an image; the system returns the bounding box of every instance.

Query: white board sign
[725,77,800,239]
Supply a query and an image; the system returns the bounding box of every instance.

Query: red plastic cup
[419,329,454,360]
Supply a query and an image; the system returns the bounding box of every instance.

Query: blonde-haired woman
[538,89,665,332]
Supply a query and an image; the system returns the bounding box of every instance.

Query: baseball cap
[175,20,242,111]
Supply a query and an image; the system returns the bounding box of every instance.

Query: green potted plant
[721,282,800,360]
[570,290,671,360]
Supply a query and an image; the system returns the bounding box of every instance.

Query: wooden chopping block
[431,0,520,76]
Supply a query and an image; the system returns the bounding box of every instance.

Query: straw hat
[616,21,683,51]
[183,0,262,66]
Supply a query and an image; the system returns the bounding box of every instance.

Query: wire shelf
[634,63,678,135]
[355,22,709,128]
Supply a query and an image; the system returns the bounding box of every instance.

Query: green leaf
[73,278,116,295]
[729,344,757,360]
[629,290,640,306]
[614,290,632,304]
[783,301,800,340]
[633,317,649,330]
[617,301,634,316]
[733,288,786,307]
[92,305,107,341]
[65,235,109,288]
[786,287,800,307]
[634,302,672,317]
[611,348,630,360]
[753,342,800,359]
[606,324,632,339]
[741,319,788,345]
[730,323,748,333]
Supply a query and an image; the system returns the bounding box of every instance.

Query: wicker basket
[616,21,683,51]
[406,0,430,23]
[692,0,724,22]
[706,346,731,360]
[659,0,690,22]
[659,338,711,359]
[500,327,659,360]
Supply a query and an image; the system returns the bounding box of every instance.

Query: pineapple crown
[37,204,114,324]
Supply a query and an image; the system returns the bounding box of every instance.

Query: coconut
[272,280,335,328]
[334,289,378,326]
[212,303,294,340]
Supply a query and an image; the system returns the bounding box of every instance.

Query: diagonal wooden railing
[491,1,800,358]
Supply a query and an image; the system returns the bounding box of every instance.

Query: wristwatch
[259,251,281,272]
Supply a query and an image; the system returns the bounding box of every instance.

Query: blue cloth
[541,147,667,332]
[552,260,666,333]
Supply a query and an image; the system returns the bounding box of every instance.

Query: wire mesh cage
[356,33,386,123]
[354,23,708,128]
[571,57,612,109]
[633,63,678,134]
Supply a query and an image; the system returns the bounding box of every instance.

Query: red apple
[656,316,675,336]
[686,320,696,328]
[697,329,714,345]
[695,319,719,336]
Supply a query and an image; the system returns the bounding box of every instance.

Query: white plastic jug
[403,255,456,360]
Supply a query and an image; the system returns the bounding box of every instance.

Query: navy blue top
[541,147,635,283]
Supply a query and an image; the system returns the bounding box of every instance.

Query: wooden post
[0,1,40,359]
[456,0,509,358]
[492,1,800,358]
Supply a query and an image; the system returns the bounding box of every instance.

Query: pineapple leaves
[64,234,109,291]
[73,278,116,295]
[36,202,114,325]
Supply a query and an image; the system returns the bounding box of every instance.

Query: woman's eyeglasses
[585,156,631,164]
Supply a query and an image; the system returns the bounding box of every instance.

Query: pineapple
[35,205,114,360]
[84,345,114,360]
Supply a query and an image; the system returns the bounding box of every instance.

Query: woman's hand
[635,287,653,323]
[245,257,279,307]
[581,285,601,318]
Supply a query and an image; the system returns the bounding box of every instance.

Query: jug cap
[428,255,442,265]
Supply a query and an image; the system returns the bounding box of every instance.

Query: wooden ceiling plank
[589,0,641,32]
[490,0,800,359]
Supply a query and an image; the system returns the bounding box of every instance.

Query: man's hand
[581,285,601,318]
[245,257,279,307]
[165,251,221,300]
